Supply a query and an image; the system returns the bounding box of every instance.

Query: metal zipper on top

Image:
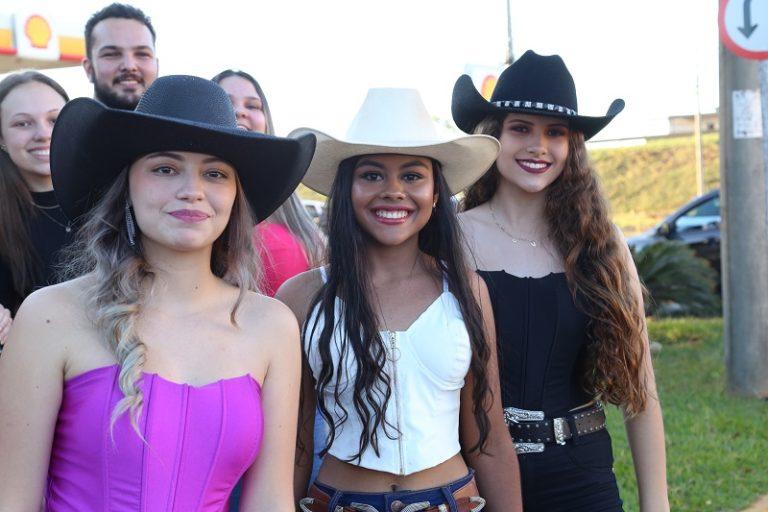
[387,330,405,475]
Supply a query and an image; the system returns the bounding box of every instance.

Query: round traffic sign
[720,0,768,59]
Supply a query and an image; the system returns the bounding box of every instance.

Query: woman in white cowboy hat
[0,75,315,511]
[278,88,522,511]
[453,50,669,511]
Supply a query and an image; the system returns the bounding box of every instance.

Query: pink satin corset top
[45,364,263,512]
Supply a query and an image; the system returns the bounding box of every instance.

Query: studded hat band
[491,100,577,116]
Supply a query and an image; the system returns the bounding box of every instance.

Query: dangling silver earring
[0,143,7,153]
[125,200,137,246]
[432,200,438,209]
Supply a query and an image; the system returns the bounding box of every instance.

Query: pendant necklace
[488,202,538,247]
[34,204,72,233]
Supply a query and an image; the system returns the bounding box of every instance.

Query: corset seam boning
[140,374,155,511]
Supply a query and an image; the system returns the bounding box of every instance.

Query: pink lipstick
[169,209,210,223]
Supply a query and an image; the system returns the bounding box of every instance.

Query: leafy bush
[632,241,720,317]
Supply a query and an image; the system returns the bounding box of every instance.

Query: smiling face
[350,154,437,247]
[127,151,238,252]
[217,75,267,133]
[496,112,570,194]
[83,18,158,110]
[0,80,66,192]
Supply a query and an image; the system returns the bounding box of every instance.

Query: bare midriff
[315,452,469,493]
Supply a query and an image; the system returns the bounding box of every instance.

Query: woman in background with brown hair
[0,71,70,340]
[452,51,669,511]
[213,69,325,295]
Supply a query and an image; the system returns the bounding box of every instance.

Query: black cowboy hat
[452,50,624,140]
[51,75,316,221]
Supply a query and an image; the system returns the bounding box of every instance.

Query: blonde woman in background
[213,69,325,296]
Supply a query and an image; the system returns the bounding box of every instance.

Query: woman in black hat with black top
[0,75,315,511]
[452,51,669,511]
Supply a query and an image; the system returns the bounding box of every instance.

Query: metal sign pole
[720,0,768,397]
[762,61,768,236]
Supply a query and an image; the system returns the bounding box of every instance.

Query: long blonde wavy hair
[462,115,649,415]
[63,165,260,434]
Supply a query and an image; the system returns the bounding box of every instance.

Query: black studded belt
[503,402,607,454]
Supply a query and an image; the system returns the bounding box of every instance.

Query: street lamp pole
[506,0,514,65]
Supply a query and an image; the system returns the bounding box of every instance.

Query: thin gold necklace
[488,202,538,247]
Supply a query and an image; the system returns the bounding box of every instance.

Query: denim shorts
[298,469,485,512]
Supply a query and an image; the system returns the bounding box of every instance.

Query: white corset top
[305,269,472,476]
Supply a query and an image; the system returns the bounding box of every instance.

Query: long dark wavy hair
[0,71,69,310]
[305,156,492,462]
[463,115,649,415]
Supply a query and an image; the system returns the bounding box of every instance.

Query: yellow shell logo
[480,75,497,100]
[25,15,52,49]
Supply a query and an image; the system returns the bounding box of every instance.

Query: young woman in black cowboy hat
[0,75,315,511]
[452,51,669,511]
[279,88,522,511]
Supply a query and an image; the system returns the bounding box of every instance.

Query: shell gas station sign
[0,11,85,72]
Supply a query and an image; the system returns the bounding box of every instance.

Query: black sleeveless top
[478,271,594,418]
[0,190,73,314]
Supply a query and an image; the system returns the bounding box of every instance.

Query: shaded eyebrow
[505,118,533,125]
[97,45,153,53]
[145,152,229,165]
[355,158,386,170]
[230,94,262,103]
[400,159,430,170]
[201,156,230,165]
[145,151,184,161]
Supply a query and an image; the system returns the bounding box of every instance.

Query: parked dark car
[627,189,721,277]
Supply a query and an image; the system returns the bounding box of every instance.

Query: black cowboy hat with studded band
[51,75,316,222]
[451,50,624,140]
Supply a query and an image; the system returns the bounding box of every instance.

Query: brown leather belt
[503,402,606,454]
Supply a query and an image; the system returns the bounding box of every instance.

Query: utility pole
[720,40,768,397]
[505,0,514,65]
[694,75,704,196]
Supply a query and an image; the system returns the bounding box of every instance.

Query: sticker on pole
[720,0,768,59]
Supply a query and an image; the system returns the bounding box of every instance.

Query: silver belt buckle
[503,406,545,425]
[514,442,545,454]
[504,406,546,454]
[553,417,567,445]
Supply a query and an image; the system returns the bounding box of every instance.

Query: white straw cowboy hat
[289,88,500,196]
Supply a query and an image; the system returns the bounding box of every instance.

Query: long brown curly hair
[462,115,648,415]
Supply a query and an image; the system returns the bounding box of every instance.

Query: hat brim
[51,98,316,222]
[287,127,500,196]
[451,74,624,140]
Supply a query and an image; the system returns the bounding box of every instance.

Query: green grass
[590,133,721,235]
[606,317,768,511]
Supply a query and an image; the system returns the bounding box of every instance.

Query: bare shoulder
[274,267,325,324]
[464,269,490,303]
[237,290,299,336]
[4,276,94,367]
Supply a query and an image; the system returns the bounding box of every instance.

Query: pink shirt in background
[255,223,310,297]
